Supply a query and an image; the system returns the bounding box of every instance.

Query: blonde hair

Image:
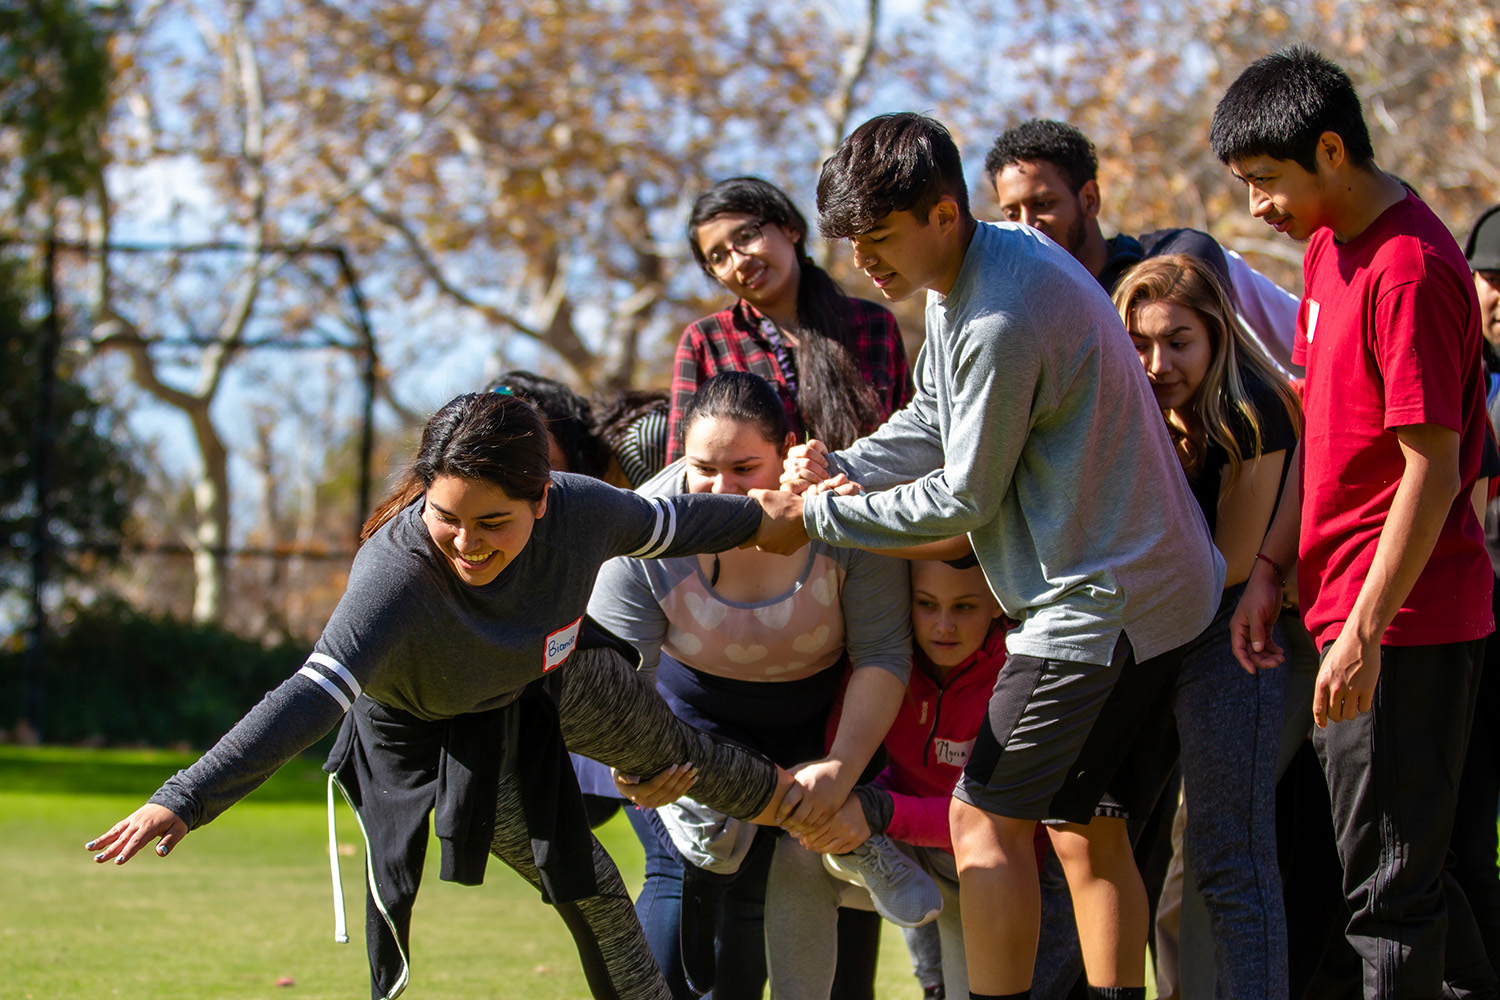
[1113,254,1302,484]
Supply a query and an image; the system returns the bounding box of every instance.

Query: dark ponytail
[689,177,880,450]
[679,371,791,453]
[361,391,551,543]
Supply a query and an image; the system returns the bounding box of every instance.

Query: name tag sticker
[932,737,975,768]
[544,617,583,673]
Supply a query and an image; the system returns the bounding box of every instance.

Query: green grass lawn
[0,746,925,999]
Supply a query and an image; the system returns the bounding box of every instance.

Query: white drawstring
[327,773,349,944]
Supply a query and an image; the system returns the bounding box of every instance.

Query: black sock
[1086,988,1146,1000]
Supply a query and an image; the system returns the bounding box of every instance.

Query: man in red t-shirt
[1211,48,1496,999]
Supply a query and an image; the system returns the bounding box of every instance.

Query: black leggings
[486,645,778,1000]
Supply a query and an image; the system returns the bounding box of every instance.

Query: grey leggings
[487,645,778,1000]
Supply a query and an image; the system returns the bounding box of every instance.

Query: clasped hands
[747,440,861,556]
[612,756,869,855]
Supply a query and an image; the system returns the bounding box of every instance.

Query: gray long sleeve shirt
[805,222,1224,665]
[150,473,763,829]
[588,459,912,686]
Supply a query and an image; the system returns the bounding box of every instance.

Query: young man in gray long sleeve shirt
[757,113,1223,1000]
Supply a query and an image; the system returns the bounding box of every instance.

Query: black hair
[486,369,611,479]
[689,176,880,451]
[816,113,972,240]
[678,371,791,453]
[361,392,551,542]
[982,119,1098,192]
[592,387,670,488]
[1210,46,1375,172]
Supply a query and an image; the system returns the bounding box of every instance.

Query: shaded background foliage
[0,0,111,206]
[0,255,138,599]
[0,596,308,746]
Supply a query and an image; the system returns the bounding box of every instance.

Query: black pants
[1452,593,1500,975]
[1313,639,1497,999]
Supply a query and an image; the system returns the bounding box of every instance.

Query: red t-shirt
[1293,192,1494,649]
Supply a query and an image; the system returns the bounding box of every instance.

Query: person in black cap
[1469,205,1500,358]
[1456,202,1500,979]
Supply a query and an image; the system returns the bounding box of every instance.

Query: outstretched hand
[87,803,188,865]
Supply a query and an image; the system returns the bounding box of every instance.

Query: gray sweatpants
[764,835,967,999]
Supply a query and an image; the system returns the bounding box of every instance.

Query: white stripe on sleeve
[307,651,362,699]
[626,497,669,558]
[638,498,678,558]
[297,664,353,712]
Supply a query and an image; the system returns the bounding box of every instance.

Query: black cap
[1465,204,1500,272]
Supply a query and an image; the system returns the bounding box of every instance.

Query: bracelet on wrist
[1254,552,1285,588]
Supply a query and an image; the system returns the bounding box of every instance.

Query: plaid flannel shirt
[665,297,912,462]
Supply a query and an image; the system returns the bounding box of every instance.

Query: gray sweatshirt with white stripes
[149,473,762,829]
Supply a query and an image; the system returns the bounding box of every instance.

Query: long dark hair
[679,371,791,453]
[360,392,552,543]
[688,176,879,450]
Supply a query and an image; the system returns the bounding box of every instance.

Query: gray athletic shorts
[954,633,1182,824]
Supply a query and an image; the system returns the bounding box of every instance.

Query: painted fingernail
[157,844,168,856]
[94,852,105,861]
[115,856,128,865]
[85,840,96,850]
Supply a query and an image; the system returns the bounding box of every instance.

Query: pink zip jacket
[829,622,1007,853]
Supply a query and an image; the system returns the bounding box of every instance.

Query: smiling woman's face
[694,212,802,315]
[421,474,547,586]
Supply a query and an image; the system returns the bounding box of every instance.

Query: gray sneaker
[822,834,942,927]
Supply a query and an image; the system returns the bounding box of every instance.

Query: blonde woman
[1114,253,1302,999]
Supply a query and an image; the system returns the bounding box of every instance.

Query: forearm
[1345,428,1463,643]
[885,791,955,851]
[830,404,945,489]
[149,677,346,829]
[858,535,971,561]
[653,492,762,556]
[1256,441,1302,572]
[821,667,907,800]
[1216,450,1288,587]
[806,475,989,549]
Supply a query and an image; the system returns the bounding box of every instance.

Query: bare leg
[952,796,1041,994]
[1046,816,1147,988]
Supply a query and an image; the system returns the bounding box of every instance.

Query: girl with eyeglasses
[665,177,913,463]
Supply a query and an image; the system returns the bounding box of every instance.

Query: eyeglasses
[704,222,767,276]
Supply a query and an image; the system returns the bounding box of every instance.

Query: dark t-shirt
[1186,369,1298,536]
